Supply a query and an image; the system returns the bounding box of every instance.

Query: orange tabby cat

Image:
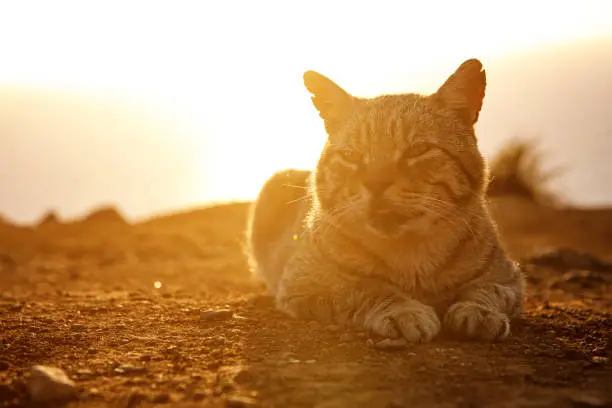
[246,59,524,342]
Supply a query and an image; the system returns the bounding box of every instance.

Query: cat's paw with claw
[365,299,441,343]
[444,301,510,341]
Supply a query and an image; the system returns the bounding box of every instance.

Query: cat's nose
[363,179,393,196]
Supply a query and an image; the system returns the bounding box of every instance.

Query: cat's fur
[245,59,524,342]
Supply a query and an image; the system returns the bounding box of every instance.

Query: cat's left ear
[435,59,486,125]
[303,70,355,134]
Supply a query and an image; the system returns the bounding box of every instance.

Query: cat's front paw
[365,300,441,343]
[444,301,510,341]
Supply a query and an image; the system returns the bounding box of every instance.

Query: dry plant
[486,138,562,206]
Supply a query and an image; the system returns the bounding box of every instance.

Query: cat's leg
[276,255,441,342]
[444,259,524,341]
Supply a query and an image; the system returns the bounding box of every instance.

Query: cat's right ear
[303,71,354,133]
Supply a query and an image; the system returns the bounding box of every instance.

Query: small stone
[226,395,258,407]
[152,392,171,403]
[115,364,147,375]
[325,324,340,332]
[200,309,234,322]
[76,368,94,377]
[366,338,375,348]
[279,351,296,359]
[339,332,354,342]
[193,390,207,401]
[139,354,152,362]
[126,351,142,359]
[8,303,24,311]
[233,369,254,384]
[127,391,148,406]
[219,379,235,392]
[27,365,76,402]
[374,338,408,350]
[570,393,608,407]
[591,356,608,365]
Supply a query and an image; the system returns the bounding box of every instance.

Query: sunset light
[3,2,612,407]
[1,1,611,222]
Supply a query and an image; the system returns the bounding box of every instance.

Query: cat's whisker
[286,195,309,205]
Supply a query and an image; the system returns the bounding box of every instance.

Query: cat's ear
[435,59,486,125]
[303,70,354,133]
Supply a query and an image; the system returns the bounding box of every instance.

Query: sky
[1,1,612,223]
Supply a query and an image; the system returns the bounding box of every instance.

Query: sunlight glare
[0,0,611,219]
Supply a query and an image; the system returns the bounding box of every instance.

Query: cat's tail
[244,169,311,295]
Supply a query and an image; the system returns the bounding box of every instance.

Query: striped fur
[246,59,524,342]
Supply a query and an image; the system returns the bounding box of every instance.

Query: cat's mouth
[367,207,408,234]
[366,202,425,235]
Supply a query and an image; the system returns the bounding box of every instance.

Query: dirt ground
[1,197,611,407]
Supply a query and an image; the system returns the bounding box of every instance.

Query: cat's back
[245,169,311,294]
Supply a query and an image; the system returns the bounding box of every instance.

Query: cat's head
[304,59,488,238]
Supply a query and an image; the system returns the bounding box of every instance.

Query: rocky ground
[0,198,611,407]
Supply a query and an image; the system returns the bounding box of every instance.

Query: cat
[245,59,524,342]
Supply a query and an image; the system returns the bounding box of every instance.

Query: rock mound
[80,205,129,226]
[37,210,62,229]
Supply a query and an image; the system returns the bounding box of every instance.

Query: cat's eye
[399,144,436,169]
[405,143,433,158]
[336,148,362,165]
[402,144,435,161]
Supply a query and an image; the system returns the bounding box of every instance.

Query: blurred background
[1,0,611,224]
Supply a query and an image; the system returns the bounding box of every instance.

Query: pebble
[591,356,608,365]
[279,351,296,359]
[152,392,171,403]
[200,309,234,322]
[226,395,259,407]
[139,354,152,362]
[76,368,94,377]
[233,369,254,384]
[114,364,147,374]
[126,391,148,406]
[373,338,408,350]
[193,390,207,401]
[570,393,608,407]
[27,365,77,402]
[325,324,340,332]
